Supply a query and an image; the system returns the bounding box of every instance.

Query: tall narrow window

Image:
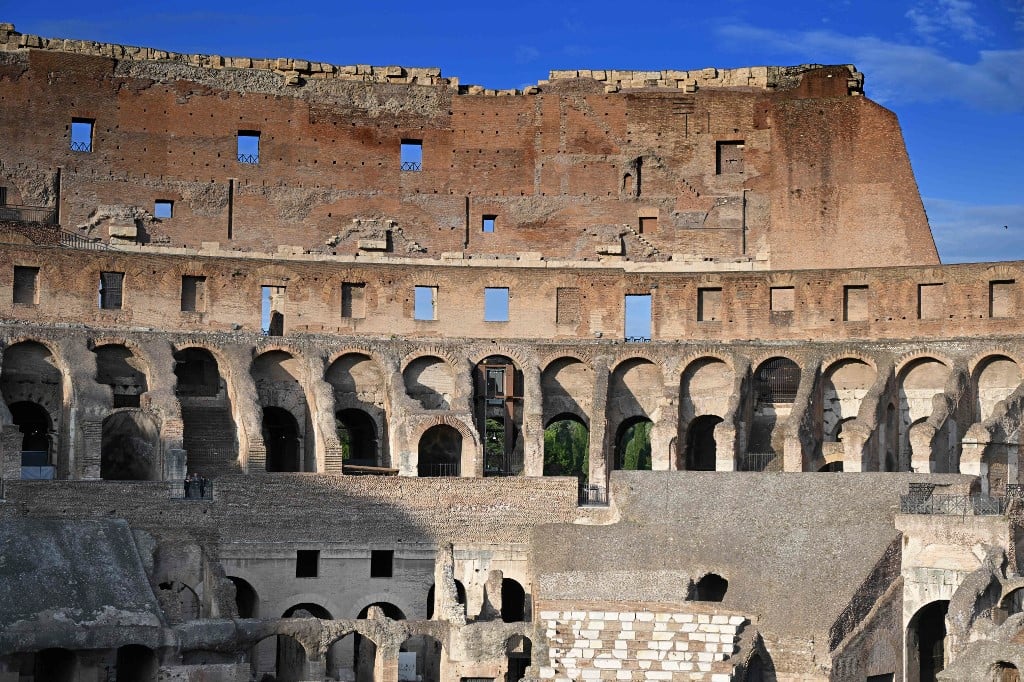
[262,285,285,336]
[341,282,366,319]
[484,287,509,322]
[625,294,652,341]
[414,285,437,320]
[0,186,7,206]
[181,275,207,312]
[13,266,39,305]
[482,215,496,233]
[154,200,173,219]
[638,216,657,234]
[70,118,94,153]
[99,271,124,310]
[697,287,722,322]
[401,139,422,171]
[237,131,260,164]
[295,550,319,578]
[917,283,944,320]
[990,280,1015,318]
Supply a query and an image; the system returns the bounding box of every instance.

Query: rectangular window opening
[181,275,207,313]
[13,266,39,305]
[0,186,7,206]
[370,549,394,578]
[697,287,722,322]
[154,200,173,219]
[237,131,260,164]
[98,271,124,310]
[484,287,509,322]
[638,216,657,234]
[70,118,94,153]
[625,293,652,341]
[990,280,1015,318]
[295,549,319,578]
[770,286,794,312]
[482,215,496,233]
[918,283,944,320]
[716,140,744,174]
[414,285,437,320]
[400,139,422,171]
[843,285,869,322]
[262,285,285,336]
[341,282,366,319]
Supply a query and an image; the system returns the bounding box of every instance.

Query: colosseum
[0,21,1021,682]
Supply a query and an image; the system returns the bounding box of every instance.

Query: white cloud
[924,197,1024,262]
[515,45,541,64]
[906,0,989,42]
[715,25,1024,112]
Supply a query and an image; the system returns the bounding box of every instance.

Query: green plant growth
[543,419,589,482]
[618,420,652,470]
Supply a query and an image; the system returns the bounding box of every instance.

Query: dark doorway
[34,648,76,682]
[263,407,300,472]
[686,415,722,471]
[228,576,258,618]
[694,573,728,602]
[173,347,220,396]
[908,600,949,682]
[418,424,461,477]
[115,645,157,682]
[501,578,527,622]
[337,408,378,466]
[101,411,159,481]
[427,580,466,619]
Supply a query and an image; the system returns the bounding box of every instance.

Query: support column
[1,425,21,480]
[588,356,611,487]
[302,355,342,474]
[521,361,544,476]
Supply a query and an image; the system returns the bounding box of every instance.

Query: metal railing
[419,462,460,477]
[237,153,259,164]
[400,161,422,172]
[738,452,776,472]
[624,336,651,343]
[0,205,58,224]
[70,140,92,152]
[170,479,214,501]
[899,493,1009,516]
[20,466,56,480]
[578,483,609,507]
[60,230,117,250]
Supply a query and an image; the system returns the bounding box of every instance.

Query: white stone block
[711,674,732,682]
[655,613,671,622]
[711,615,729,624]
[539,666,556,679]
[619,612,635,621]
[540,611,560,620]
[697,614,711,624]
[728,615,745,625]
[637,650,660,660]
[593,659,621,669]
[681,623,698,633]
[637,612,655,622]
[697,652,714,662]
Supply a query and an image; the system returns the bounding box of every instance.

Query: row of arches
[3,338,1021,484]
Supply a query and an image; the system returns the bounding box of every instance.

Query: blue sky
[2,0,1021,264]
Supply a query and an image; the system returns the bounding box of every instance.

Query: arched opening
[501,578,527,622]
[228,576,258,618]
[992,662,1021,682]
[755,357,800,403]
[819,461,844,472]
[427,580,466,619]
[115,644,157,682]
[253,634,305,682]
[95,344,149,408]
[403,356,454,410]
[475,356,524,476]
[614,417,652,471]
[694,573,728,602]
[337,408,379,467]
[973,355,1022,423]
[263,406,300,472]
[33,648,76,682]
[156,580,200,622]
[907,600,949,682]
[10,401,53,478]
[543,415,589,482]
[821,359,875,442]
[400,633,443,682]
[898,358,951,472]
[747,357,801,468]
[175,347,237,477]
[101,411,159,481]
[685,415,722,471]
[418,424,461,477]
[282,604,334,678]
[355,603,404,682]
[506,635,532,682]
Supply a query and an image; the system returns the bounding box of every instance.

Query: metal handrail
[578,483,609,506]
[0,205,58,224]
[400,161,422,171]
[419,462,459,477]
[237,153,259,164]
[899,493,1008,516]
[738,452,775,472]
[171,479,214,501]
[60,230,116,250]
[70,140,92,152]
[624,336,651,343]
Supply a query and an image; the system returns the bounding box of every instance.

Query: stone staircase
[180,398,240,477]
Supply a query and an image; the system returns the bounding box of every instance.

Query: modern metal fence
[60,230,117,250]
[0,205,58,224]
[237,153,259,164]
[624,336,651,343]
[899,493,1009,516]
[578,483,609,507]
[419,462,460,477]
[400,161,422,171]
[738,452,776,472]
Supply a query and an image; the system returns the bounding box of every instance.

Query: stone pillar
[715,422,737,471]
[80,419,103,479]
[385,366,415,475]
[841,422,871,472]
[374,646,399,682]
[588,356,612,487]
[910,423,938,473]
[650,391,677,471]
[220,347,264,473]
[302,355,341,474]
[481,569,503,620]
[1,425,21,480]
[434,544,466,625]
[521,360,544,476]
[138,339,184,481]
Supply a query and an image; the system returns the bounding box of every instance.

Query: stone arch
[506,635,533,682]
[400,632,444,682]
[542,356,593,427]
[326,351,389,468]
[543,413,590,481]
[752,356,801,404]
[93,343,149,408]
[101,410,160,480]
[469,344,530,369]
[821,358,876,442]
[614,415,652,471]
[228,576,259,618]
[252,350,315,472]
[693,573,728,602]
[157,580,200,623]
[400,346,460,372]
[174,346,238,477]
[991,662,1021,682]
[404,355,456,410]
[418,423,462,477]
[501,577,528,622]
[475,354,525,476]
[898,357,951,471]
[1,340,67,476]
[972,354,1023,423]
[609,357,662,420]
[680,357,734,465]
[252,633,307,682]
[353,602,405,682]
[685,414,723,471]
[907,600,949,682]
[115,644,157,682]
[747,357,801,465]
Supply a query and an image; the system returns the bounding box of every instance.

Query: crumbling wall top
[0,22,863,97]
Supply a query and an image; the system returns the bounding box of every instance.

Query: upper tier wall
[0,24,938,271]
